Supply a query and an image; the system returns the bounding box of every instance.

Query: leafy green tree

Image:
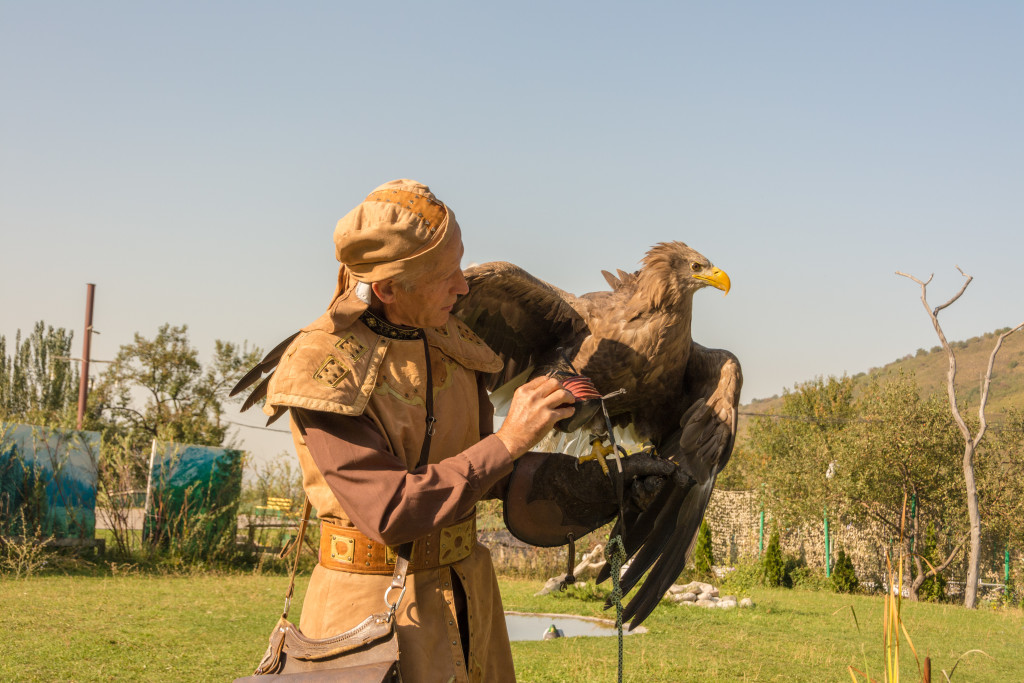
[748,376,855,527]
[715,441,760,490]
[835,373,966,601]
[830,549,858,593]
[917,524,947,602]
[762,529,786,587]
[747,371,976,601]
[90,324,260,484]
[975,411,1024,573]
[0,322,79,428]
[693,519,714,578]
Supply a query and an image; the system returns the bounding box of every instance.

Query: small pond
[504,611,648,641]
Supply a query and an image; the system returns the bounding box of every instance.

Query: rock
[667,584,686,595]
[695,598,715,608]
[681,581,714,595]
[709,587,720,598]
[680,592,697,602]
[740,598,755,609]
[720,595,737,603]
[697,591,714,601]
[717,600,737,610]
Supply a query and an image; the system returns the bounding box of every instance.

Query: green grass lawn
[2,572,1021,682]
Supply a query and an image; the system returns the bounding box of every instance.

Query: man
[248,179,673,682]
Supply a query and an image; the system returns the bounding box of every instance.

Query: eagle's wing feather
[454,262,589,389]
[230,331,300,399]
[600,343,742,628]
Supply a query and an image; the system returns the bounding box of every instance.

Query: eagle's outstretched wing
[598,343,742,628]
[454,262,589,390]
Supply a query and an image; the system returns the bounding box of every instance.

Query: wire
[226,419,291,434]
[739,411,877,424]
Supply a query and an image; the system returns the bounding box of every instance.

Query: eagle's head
[638,241,731,309]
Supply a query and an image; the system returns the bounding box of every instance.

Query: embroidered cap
[334,179,460,283]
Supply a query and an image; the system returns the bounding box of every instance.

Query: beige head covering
[311,179,461,333]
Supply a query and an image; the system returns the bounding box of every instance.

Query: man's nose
[453,272,469,295]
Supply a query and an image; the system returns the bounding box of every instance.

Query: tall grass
[846,495,987,683]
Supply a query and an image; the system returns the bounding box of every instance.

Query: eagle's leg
[578,436,613,476]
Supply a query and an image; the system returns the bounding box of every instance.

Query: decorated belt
[318,514,476,575]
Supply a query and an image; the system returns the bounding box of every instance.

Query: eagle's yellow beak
[695,267,731,295]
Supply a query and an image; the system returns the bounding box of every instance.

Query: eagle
[453,241,742,628]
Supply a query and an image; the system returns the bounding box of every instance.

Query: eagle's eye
[690,262,702,272]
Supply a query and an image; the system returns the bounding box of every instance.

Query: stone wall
[704,489,892,581]
[480,530,580,579]
[482,491,1017,588]
[705,490,1017,587]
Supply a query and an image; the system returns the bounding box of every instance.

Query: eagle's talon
[579,436,614,476]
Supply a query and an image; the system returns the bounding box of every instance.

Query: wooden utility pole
[76,283,96,430]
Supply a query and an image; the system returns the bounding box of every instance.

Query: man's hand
[496,376,575,459]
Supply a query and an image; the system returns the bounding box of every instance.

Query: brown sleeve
[475,373,513,500]
[296,404,513,546]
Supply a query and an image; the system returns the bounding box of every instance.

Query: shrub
[917,524,947,602]
[693,520,714,578]
[830,548,859,593]
[1003,575,1020,608]
[789,563,829,591]
[719,561,764,592]
[763,530,786,587]
[0,509,53,579]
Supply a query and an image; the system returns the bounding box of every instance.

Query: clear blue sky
[2,2,1021,465]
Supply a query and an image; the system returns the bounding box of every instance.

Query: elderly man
[242,179,673,682]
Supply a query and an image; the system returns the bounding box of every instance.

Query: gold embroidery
[360,309,422,340]
[313,355,349,388]
[431,356,458,399]
[373,375,426,407]
[335,333,367,362]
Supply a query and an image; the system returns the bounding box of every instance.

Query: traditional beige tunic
[263,309,516,683]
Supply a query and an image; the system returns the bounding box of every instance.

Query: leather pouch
[234,500,405,683]
[233,615,400,682]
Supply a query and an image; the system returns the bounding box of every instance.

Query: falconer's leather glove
[502,451,677,547]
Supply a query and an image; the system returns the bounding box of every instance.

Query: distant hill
[742,327,1024,427]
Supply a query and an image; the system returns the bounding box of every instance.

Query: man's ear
[372,279,398,304]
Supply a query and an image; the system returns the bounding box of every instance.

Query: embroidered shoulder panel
[426,318,503,374]
[263,323,388,417]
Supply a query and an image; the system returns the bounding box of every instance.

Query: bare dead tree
[896,267,1024,608]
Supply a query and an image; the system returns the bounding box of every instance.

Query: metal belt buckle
[439,517,475,564]
[330,534,355,564]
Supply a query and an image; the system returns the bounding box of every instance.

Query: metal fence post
[759,509,764,556]
[1007,543,1011,586]
[824,506,831,578]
